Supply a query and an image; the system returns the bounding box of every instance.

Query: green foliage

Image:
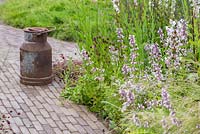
[0,0,113,41]
[119,78,200,134]
[62,0,200,133]
[1,0,200,133]
[62,68,122,131]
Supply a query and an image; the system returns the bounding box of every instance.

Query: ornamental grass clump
[117,18,193,133]
[62,0,200,133]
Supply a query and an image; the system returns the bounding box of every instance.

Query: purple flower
[128,35,138,73]
[94,76,104,81]
[171,117,181,127]
[91,67,97,73]
[119,89,134,104]
[121,102,130,112]
[170,110,176,117]
[109,46,116,52]
[129,35,136,47]
[132,114,141,127]
[137,104,145,110]
[116,28,124,43]
[122,64,131,75]
[145,43,163,81]
[158,28,164,42]
[161,117,167,128]
[196,124,200,129]
[145,100,159,109]
[121,35,138,75]
[119,89,127,100]
[119,88,135,111]
[81,49,89,60]
[161,87,172,110]
[164,19,188,70]
[127,90,134,103]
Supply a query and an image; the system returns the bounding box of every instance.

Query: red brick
[36,96,46,103]
[10,101,21,109]
[43,125,55,134]
[39,109,50,118]
[88,113,98,122]
[46,118,57,128]
[53,128,63,134]
[24,99,34,107]
[52,106,63,114]
[11,90,19,96]
[15,96,25,103]
[26,112,37,121]
[39,131,47,134]
[5,93,15,101]
[39,90,48,97]
[60,116,69,123]
[19,92,28,99]
[20,103,31,112]
[0,93,7,100]
[36,116,48,125]
[52,98,60,105]
[84,126,96,134]
[2,100,12,108]
[50,112,60,121]
[86,120,98,130]
[46,91,56,99]
[43,103,54,112]
[67,116,78,125]
[61,108,79,117]
[32,121,44,131]
[71,104,82,112]
[10,124,21,133]
[65,123,77,132]
[74,124,87,134]
[20,126,30,134]
[30,106,40,115]
[75,117,88,126]
[22,118,33,128]
[56,121,67,130]
[29,128,38,134]
[0,106,8,114]
[33,100,43,109]
[44,97,55,105]
[13,117,24,126]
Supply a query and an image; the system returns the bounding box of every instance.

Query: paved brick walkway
[0,24,108,134]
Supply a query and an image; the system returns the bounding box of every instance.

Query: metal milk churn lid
[20,27,53,86]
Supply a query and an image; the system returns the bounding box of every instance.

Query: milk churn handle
[35,26,56,35]
[46,26,56,33]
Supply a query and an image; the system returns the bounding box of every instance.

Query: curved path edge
[0,23,108,134]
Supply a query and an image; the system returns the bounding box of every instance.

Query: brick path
[0,24,108,134]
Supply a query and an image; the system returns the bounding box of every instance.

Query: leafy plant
[1,0,200,133]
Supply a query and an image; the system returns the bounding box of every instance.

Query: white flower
[112,0,120,13]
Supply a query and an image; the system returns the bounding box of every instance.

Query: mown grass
[0,0,113,41]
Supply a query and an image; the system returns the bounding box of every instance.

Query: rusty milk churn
[20,27,53,86]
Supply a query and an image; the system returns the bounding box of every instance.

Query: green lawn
[0,0,113,41]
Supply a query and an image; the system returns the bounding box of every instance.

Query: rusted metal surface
[20,27,53,85]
